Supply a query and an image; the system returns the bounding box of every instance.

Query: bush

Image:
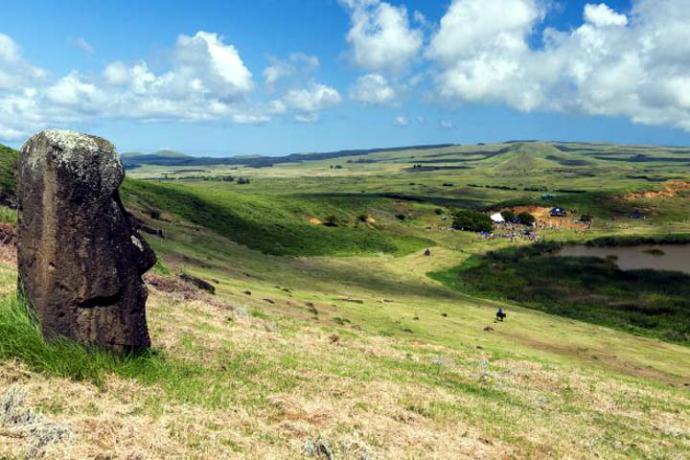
[451,209,493,232]
[517,212,535,226]
[434,208,444,215]
[500,210,515,222]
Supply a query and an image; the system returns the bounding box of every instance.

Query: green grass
[0,144,18,199]
[430,242,690,344]
[0,294,165,384]
[0,206,17,224]
[122,179,431,256]
[0,294,290,409]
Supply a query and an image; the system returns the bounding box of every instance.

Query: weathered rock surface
[17,130,156,351]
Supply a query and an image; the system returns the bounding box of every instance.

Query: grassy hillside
[122,180,431,256]
[431,242,690,344]
[1,140,690,458]
[0,144,18,200]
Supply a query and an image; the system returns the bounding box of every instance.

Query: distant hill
[121,150,191,159]
[120,143,455,170]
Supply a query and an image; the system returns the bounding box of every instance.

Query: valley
[1,140,689,459]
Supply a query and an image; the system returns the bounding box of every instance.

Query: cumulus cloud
[341,0,422,74]
[0,31,343,141]
[583,3,628,27]
[282,83,342,121]
[0,33,45,91]
[263,53,319,88]
[428,0,690,131]
[349,73,396,105]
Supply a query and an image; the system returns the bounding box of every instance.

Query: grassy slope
[0,144,18,198]
[430,243,690,344]
[1,141,690,458]
[122,179,432,256]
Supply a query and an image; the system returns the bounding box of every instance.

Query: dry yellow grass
[2,278,689,459]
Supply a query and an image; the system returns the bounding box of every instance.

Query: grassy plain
[1,141,689,458]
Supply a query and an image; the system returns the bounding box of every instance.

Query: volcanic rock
[17,130,156,352]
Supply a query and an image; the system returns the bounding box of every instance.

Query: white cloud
[342,0,422,74]
[440,120,454,129]
[174,31,254,96]
[45,72,104,107]
[428,0,690,131]
[0,31,344,141]
[72,37,95,55]
[394,115,408,126]
[283,83,342,113]
[0,33,45,91]
[584,4,628,27]
[349,73,396,105]
[263,53,319,88]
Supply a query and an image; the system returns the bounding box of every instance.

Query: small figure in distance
[496,308,506,322]
[424,248,431,256]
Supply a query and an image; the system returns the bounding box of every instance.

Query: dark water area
[558,244,690,274]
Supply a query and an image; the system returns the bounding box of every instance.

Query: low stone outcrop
[17,130,156,352]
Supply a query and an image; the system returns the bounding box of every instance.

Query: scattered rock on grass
[303,436,334,460]
[0,386,72,459]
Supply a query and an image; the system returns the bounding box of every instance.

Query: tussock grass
[0,207,16,225]
[0,295,165,384]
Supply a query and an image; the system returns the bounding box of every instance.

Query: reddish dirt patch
[509,206,589,230]
[625,180,690,201]
[0,223,17,265]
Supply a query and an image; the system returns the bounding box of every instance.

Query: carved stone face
[18,130,156,352]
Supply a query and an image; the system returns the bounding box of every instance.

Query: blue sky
[1,0,689,155]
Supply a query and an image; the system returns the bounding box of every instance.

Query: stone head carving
[17,130,156,352]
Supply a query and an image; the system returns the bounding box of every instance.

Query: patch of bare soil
[625,180,690,201]
[306,216,322,225]
[509,206,589,230]
[0,223,16,265]
[145,274,229,311]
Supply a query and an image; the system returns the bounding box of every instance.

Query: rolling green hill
[1,139,690,458]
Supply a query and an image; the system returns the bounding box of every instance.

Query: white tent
[490,212,505,223]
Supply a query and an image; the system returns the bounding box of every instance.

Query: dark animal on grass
[496,308,506,322]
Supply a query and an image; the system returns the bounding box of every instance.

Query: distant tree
[517,212,536,226]
[451,209,493,232]
[500,210,515,222]
[237,177,250,185]
[580,214,593,223]
[434,208,445,215]
[395,213,407,221]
